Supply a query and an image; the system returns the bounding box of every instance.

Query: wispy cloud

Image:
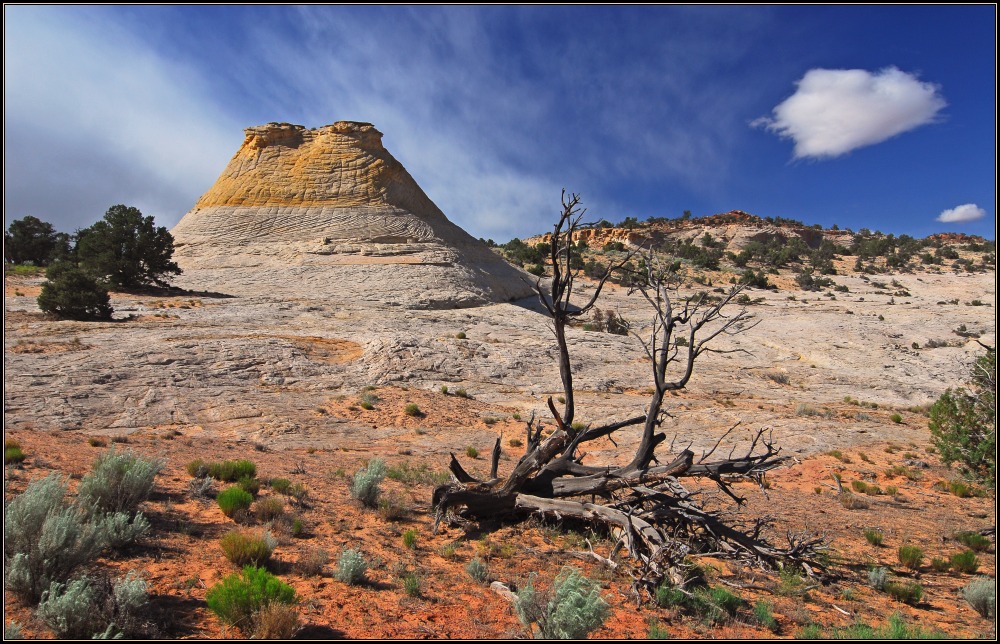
[754,67,946,159]
[936,203,986,224]
[3,7,238,230]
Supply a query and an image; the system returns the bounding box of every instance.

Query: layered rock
[171,121,535,308]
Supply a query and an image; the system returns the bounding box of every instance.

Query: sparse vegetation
[220,529,276,567]
[336,548,368,585]
[466,558,489,584]
[514,566,610,639]
[350,458,386,508]
[961,576,995,619]
[929,349,995,487]
[216,486,254,519]
[949,550,980,574]
[205,566,297,636]
[897,544,924,571]
[4,439,26,465]
[955,531,991,552]
[884,580,923,604]
[863,528,884,547]
[404,403,422,417]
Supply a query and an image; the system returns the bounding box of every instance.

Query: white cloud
[3,7,239,230]
[936,204,986,224]
[755,66,946,159]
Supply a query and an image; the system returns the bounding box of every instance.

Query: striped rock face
[171,121,535,308]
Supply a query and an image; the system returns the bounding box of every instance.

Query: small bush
[4,475,115,602]
[961,576,995,619]
[453,387,471,399]
[889,413,903,424]
[897,545,924,571]
[217,486,254,519]
[269,477,292,494]
[884,581,922,604]
[351,458,386,508]
[838,492,868,509]
[948,480,973,498]
[336,549,368,585]
[863,528,884,547]
[465,446,479,459]
[404,403,422,417]
[253,497,285,523]
[509,438,524,448]
[4,439,26,465]
[385,461,450,486]
[220,529,276,567]
[956,531,992,552]
[950,550,980,574]
[402,529,418,549]
[753,599,779,633]
[187,459,209,477]
[208,460,257,482]
[868,566,888,591]
[690,586,743,624]
[402,572,421,597]
[297,547,328,577]
[77,447,164,516]
[205,566,296,635]
[251,602,300,639]
[455,331,466,339]
[930,556,950,572]
[37,263,112,320]
[514,566,610,639]
[237,476,261,496]
[377,493,408,520]
[36,577,101,638]
[655,583,687,608]
[37,572,148,639]
[466,558,489,584]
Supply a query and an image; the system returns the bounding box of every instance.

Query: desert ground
[3,258,996,639]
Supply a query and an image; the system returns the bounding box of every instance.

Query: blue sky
[4,5,996,242]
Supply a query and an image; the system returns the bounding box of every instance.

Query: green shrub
[961,576,995,619]
[884,581,922,604]
[929,350,995,487]
[217,486,254,519]
[37,263,112,321]
[514,566,610,639]
[402,529,418,549]
[208,460,257,482]
[205,566,296,635]
[950,550,980,574]
[863,528,884,547]
[897,544,924,571]
[269,477,292,494]
[404,403,422,417]
[466,558,489,584]
[930,557,950,572]
[655,583,687,608]
[890,413,903,424]
[753,599,779,633]
[647,619,670,639]
[4,439,26,465]
[336,548,368,585]
[465,446,479,459]
[350,458,386,508]
[690,586,743,624]
[77,447,164,516]
[186,459,209,477]
[237,476,260,496]
[402,572,421,597]
[385,461,450,486]
[220,529,276,567]
[948,480,973,497]
[956,531,991,552]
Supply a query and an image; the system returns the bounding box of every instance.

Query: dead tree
[432,192,824,594]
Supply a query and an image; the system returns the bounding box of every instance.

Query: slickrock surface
[171,121,535,308]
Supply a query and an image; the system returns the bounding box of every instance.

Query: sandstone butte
[170,121,535,308]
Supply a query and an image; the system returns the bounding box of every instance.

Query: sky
[3,5,996,242]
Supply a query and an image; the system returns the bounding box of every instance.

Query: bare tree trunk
[433,193,824,590]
